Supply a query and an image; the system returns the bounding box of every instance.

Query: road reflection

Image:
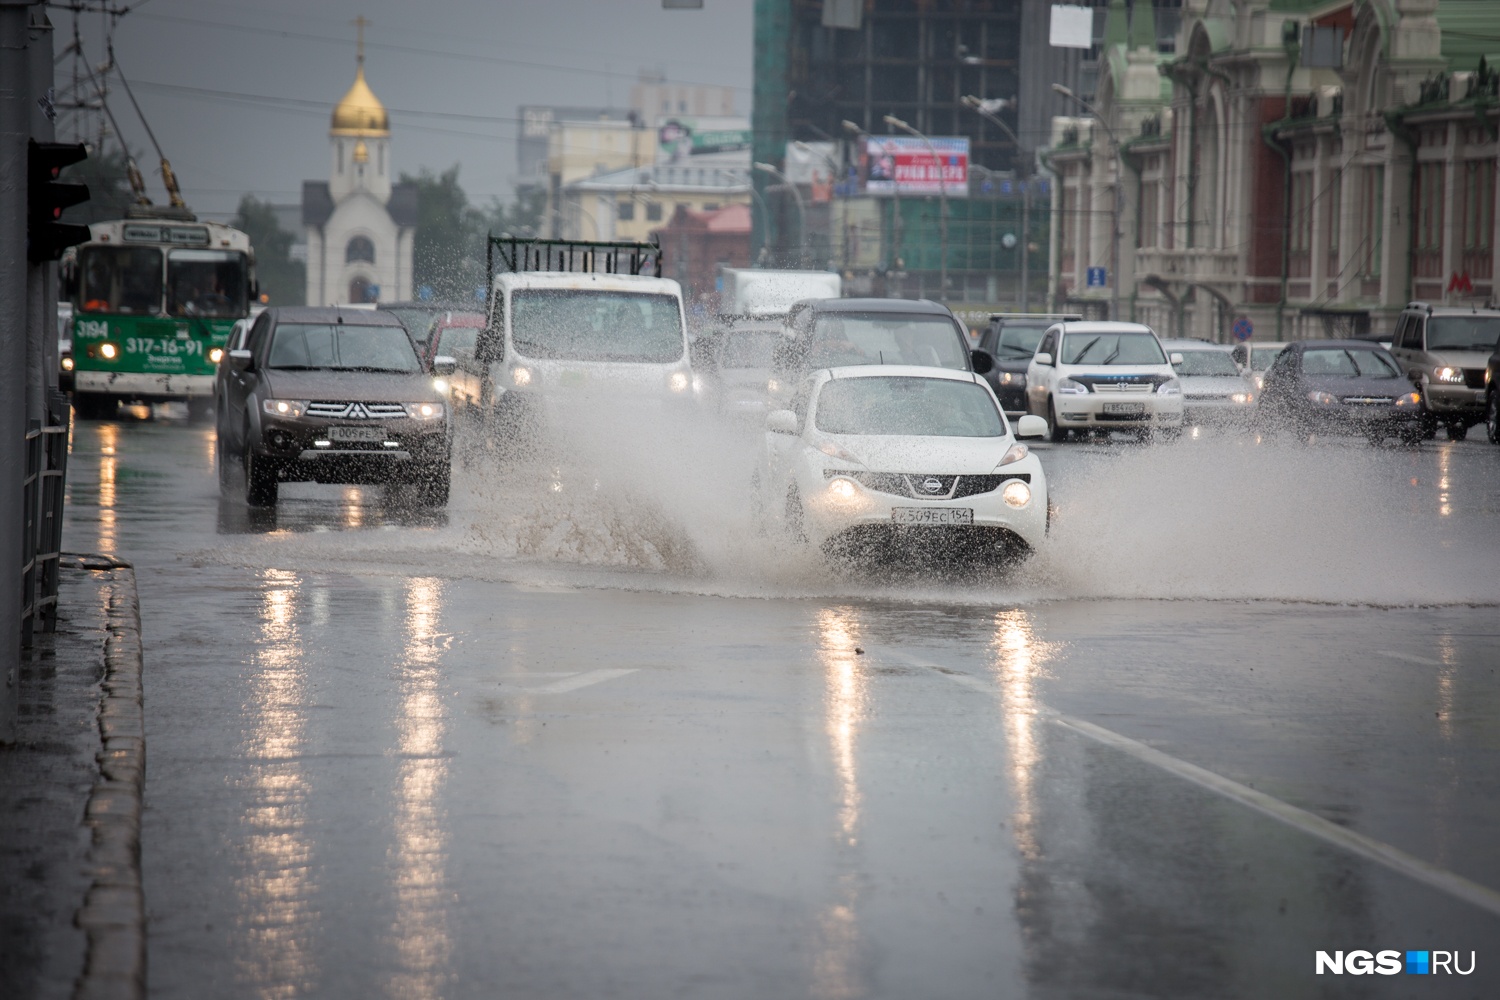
[235,569,318,997]
[812,607,869,1000]
[989,609,1056,866]
[387,577,454,998]
[216,491,448,536]
[96,422,119,555]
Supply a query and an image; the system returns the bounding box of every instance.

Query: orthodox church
[302,40,417,305]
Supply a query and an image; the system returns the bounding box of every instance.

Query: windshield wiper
[1069,336,1102,363]
[1101,344,1121,365]
[347,365,416,373]
[268,364,322,370]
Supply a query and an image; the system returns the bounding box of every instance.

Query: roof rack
[485,235,663,292]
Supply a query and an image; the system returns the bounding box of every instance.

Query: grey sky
[57,0,753,222]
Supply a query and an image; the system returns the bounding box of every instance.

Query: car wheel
[1364,426,1387,447]
[73,393,116,420]
[1399,425,1423,447]
[243,429,278,507]
[216,433,234,491]
[1046,399,1068,443]
[1445,421,1468,442]
[1419,407,1437,440]
[1487,391,1500,445]
[410,468,450,508]
[187,397,214,422]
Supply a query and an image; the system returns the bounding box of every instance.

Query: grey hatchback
[216,307,454,506]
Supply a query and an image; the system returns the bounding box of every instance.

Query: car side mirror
[969,348,994,375]
[1169,352,1184,365]
[1033,352,1052,367]
[229,349,253,371]
[765,409,799,435]
[1015,414,1047,440]
[432,355,458,376]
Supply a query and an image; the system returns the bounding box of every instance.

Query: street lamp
[844,119,906,282]
[753,161,806,266]
[882,114,949,301]
[962,94,1032,312]
[793,140,847,271]
[1052,83,1124,322]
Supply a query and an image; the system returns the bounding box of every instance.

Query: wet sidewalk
[1,557,145,1000]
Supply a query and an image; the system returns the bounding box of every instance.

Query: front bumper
[795,467,1048,554]
[1053,393,1184,428]
[75,371,214,398]
[253,414,450,482]
[1422,383,1486,417]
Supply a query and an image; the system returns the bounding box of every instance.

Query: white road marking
[510,669,638,695]
[1378,650,1445,667]
[880,648,1500,918]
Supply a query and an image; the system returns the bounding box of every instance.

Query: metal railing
[20,393,70,645]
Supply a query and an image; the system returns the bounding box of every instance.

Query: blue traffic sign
[1232,316,1254,341]
[1086,267,1107,288]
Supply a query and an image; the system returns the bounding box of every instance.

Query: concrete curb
[69,555,146,1000]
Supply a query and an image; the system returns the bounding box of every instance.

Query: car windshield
[434,325,480,360]
[167,249,248,318]
[1426,316,1500,352]
[384,307,446,344]
[814,376,1005,437]
[716,330,780,368]
[1059,331,1166,365]
[1301,348,1400,378]
[512,290,684,363]
[79,245,163,315]
[1173,350,1240,376]
[808,313,968,370]
[267,323,421,372]
[991,324,1047,359]
[1250,345,1287,370]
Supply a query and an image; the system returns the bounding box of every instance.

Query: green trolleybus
[64,217,256,418]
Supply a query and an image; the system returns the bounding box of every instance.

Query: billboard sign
[862,136,969,198]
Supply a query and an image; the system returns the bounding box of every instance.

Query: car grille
[828,470,1029,499]
[1339,395,1393,405]
[1464,368,1486,389]
[1072,373,1171,393]
[1089,382,1155,394]
[304,401,409,419]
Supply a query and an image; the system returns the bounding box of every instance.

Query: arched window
[346,236,376,264]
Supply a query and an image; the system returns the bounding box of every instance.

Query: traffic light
[28,140,91,263]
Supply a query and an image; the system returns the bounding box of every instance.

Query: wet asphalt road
[62,409,1500,999]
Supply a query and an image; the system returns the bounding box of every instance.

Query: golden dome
[331,66,389,136]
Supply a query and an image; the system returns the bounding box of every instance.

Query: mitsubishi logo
[922,477,943,494]
[347,403,368,419]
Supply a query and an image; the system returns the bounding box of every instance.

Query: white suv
[1025,321,1184,441]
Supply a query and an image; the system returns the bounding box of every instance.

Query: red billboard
[862,136,969,198]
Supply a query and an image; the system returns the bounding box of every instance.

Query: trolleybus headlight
[98,342,118,360]
[1001,480,1032,508]
[61,356,74,372]
[208,347,224,364]
[261,399,307,418]
[404,402,445,419]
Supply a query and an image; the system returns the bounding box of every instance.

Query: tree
[59,146,139,225]
[400,165,485,302]
[231,195,306,306]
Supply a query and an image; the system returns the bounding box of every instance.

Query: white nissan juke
[756,365,1050,565]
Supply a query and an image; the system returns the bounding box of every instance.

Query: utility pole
[883,115,949,302]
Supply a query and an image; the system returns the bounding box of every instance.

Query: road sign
[1232,315,1254,341]
[1086,267,1107,288]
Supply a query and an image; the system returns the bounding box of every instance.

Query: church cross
[353,15,370,68]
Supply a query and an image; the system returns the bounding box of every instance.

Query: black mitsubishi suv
[216,306,454,506]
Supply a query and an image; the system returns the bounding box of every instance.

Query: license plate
[892,507,974,526]
[328,426,385,442]
[1103,402,1146,415]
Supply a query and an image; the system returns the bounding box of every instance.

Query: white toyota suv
[1025,321,1184,441]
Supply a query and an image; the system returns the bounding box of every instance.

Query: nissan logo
[922,477,943,494]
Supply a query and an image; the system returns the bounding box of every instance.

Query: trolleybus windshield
[168,249,248,318]
[79,246,162,315]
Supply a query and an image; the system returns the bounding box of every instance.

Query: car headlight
[825,476,860,503]
[997,443,1029,466]
[1157,379,1182,396]
[1252,372,1266,390]
[668,371,691,393]
[1001,480,1032,508]
[1432,367,1465,384]
[999,371,1024,387]
[1307,390,1338,406]
[1056,377,1088,395]
[98,342,118,360]
[767,378,781,394]
[208,347,225,364]
[511,365,534,388]
[1395,391,1422,407]
[262,399,307,418]
[61,356,75,371]
[432,377,450,395]
[817,439,863,465]
[1230,391,1254,404]
[405,401,445,419]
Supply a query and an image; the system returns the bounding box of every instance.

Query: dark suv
[216,307,454,506]
[978,313,1081,417]
[770,298,992,398]
[1388,302,1500,440]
